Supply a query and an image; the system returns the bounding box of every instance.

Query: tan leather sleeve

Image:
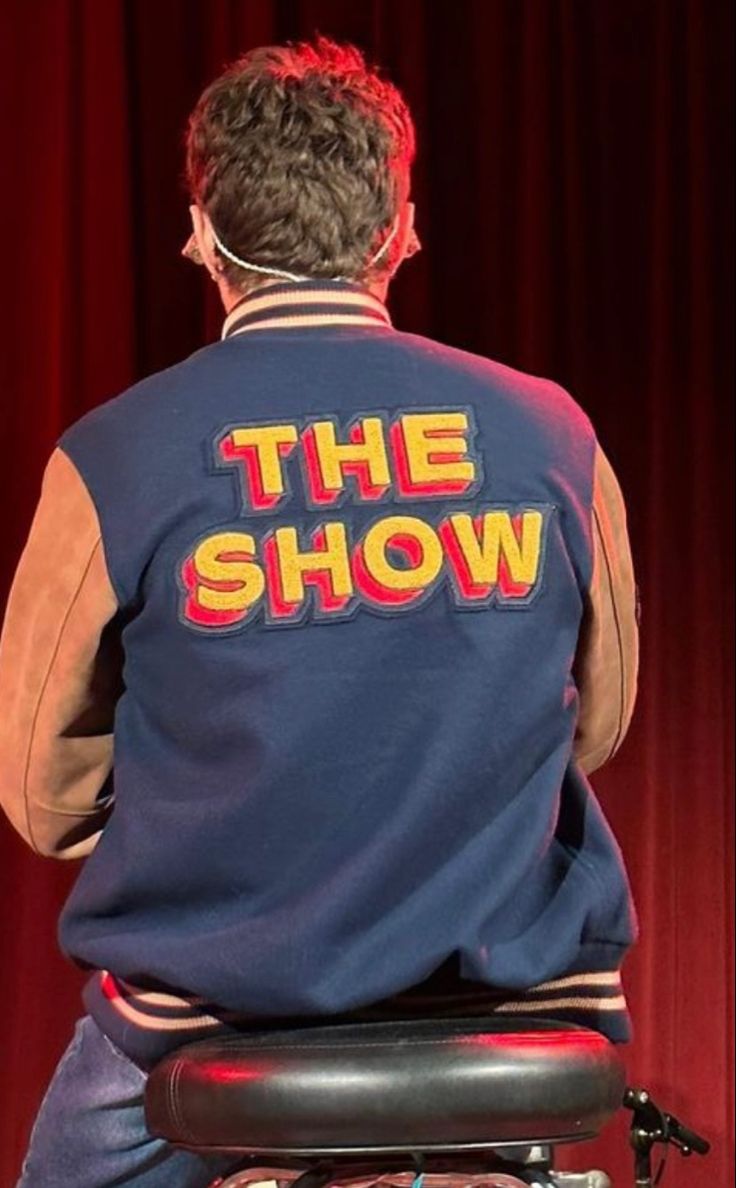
[0,448,123,859]
[573,443,639,774]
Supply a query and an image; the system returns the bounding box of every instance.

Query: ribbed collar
[221,279,393,341]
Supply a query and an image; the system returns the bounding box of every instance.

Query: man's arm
[0,448,123,858]
[573,443,639,775]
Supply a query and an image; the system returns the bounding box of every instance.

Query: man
[1,36,638,1188]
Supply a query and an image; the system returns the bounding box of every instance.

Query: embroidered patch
[213,408,484,514]
[179,407,552,632]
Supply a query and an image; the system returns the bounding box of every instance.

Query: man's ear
[396,201,421,267]
[189,204,220,278]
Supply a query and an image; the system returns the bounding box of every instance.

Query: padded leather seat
[145,1017,625,1156]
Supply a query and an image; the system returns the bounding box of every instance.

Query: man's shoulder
[389,328,594,437]
[58,343,221,455]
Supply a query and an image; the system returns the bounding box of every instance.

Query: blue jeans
[18,1015,242,1187]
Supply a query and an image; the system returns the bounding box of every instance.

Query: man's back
[0,36,640,1187]
[12,280,638,1066]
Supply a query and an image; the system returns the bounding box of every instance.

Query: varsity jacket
[0,281,639,1070]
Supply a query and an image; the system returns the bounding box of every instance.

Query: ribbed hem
[83,957,632,1073]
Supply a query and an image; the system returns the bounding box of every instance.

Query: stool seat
[144,1016,625,1156]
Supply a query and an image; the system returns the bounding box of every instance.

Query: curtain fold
[0,2,732,1184]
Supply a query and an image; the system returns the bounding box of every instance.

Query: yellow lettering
[448,510,543,587]
[274,523,353,603]
[361,515,444,590]
[193,532,265,613]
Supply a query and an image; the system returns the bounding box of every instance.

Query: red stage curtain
[0,2,732,1184]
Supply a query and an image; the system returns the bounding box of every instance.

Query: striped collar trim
[221,280,392,340]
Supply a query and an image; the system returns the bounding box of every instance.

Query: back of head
[186,37,416,290]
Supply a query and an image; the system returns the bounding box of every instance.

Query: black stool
[145,1016,624,1187]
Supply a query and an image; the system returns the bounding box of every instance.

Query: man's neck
[220,274,389,315]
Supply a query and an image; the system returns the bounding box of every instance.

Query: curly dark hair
[185,37,416,290]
